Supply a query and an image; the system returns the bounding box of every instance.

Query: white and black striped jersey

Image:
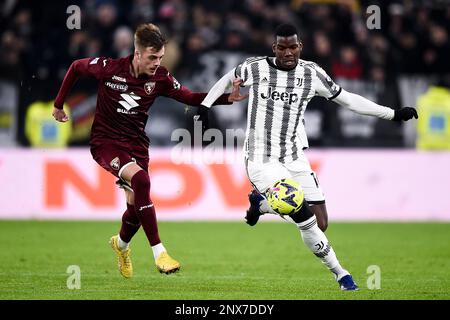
[235,56,341,163]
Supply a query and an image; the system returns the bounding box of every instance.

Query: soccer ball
[266,178,304,215]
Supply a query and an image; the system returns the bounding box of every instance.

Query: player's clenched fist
[392,107,418,121]
[52,107,69,122]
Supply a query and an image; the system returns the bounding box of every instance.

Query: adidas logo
[261,77,268,83]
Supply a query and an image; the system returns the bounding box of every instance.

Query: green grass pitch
[0,221,449,300]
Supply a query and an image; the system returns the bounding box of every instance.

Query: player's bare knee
[120,162,143,185]
[309,203,328,232]
[125,190,134,205]
[317,218,328,232]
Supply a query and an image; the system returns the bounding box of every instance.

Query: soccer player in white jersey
[199,24,418,291]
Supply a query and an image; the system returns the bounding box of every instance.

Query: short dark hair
[134,23,167,51]
[275,24,298,38]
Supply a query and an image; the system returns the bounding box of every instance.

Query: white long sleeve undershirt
[201,69,236,108]
[200,68,395,121]
[333,88,395,120]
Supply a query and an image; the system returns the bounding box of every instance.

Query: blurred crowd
[0,0,449,146]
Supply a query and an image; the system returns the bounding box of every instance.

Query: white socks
[152,243,166,260]
[118,235,167,261]
[259,198,278,215]
[296,216,349,281]
[259,195,350,281]
[117,235,129,251]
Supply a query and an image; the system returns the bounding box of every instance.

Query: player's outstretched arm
[194,71,247,132]
[333,88,418,121]
[53,57,108,121]
[165,80,231,107]
[200,69,246,108]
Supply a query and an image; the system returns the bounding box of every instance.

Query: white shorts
[245,151,325,203]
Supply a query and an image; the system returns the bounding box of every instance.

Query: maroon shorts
[90,143,149,179]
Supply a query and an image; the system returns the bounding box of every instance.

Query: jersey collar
[266,57,297,71]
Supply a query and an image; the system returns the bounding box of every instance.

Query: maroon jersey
[54,55,230,159]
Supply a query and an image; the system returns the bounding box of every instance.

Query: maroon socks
[130,170,161,246]
[119,203,141,243]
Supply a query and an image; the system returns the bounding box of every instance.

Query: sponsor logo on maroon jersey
[110,157,120,170]
[105,81,128,92]
[112,75,126,82]
[144,82,156,95]
[117,93,140,114]
[138,203,154,211]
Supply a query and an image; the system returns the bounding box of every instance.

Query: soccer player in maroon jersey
[52,23,244,278]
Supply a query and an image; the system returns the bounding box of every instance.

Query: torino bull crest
[144,81,155,95]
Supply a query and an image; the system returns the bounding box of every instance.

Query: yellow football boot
[109,235,133,278]
[155,251,181,274]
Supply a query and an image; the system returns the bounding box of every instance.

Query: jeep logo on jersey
[144,82,155,95]
[260,87,299,104]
